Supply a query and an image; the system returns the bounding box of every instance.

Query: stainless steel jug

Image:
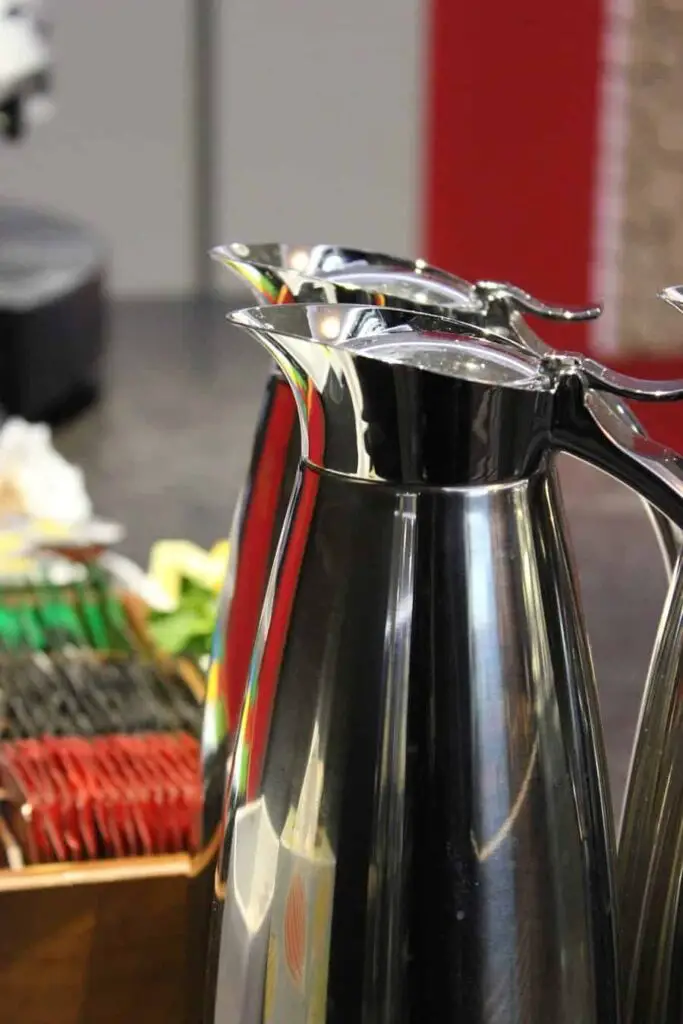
[204,300,683,1024]
[202,245,681,846]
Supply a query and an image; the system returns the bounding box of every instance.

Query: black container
[0,204,107,422]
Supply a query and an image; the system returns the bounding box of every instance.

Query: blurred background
[1,0,683,828]
[1,2,683,1020]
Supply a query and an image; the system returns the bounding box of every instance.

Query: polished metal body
[204,301,683,1024]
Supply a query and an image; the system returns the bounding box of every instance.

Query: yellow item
[30,518,72,537]
[210,539,231,564]
[0,531,23,552]
[148,539,231,607]
[0,530,36,576]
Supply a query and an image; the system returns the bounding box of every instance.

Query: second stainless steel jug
[206,244,494,756]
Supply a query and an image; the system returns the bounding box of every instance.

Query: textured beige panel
[619,0,683,352]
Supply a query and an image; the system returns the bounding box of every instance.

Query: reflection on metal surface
[619,549,683,1024]
[363,495,415,1024]
[213,796,279,1022]
[471,735,539,864]
[203,300,683,1024]
[659,284,683,314]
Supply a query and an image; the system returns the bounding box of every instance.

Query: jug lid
[230,302,549,391]
[338,332,544,389]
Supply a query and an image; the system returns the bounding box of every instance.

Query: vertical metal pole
[191,0,219,296]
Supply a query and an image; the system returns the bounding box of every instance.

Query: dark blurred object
[0,68,50,141]
[0,0,52,143]
[0,204,107,422]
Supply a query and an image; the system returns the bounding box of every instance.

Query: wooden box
[0,637,217,1024]
[0,842,217,1024]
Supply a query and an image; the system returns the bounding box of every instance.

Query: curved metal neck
[231,307,554,487]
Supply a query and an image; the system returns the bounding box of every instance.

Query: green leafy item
[147,578,217,658]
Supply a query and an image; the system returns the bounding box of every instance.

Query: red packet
[173,732,200,767]
[2,745,40,860]
[62,738,98,860]
[77,740,111,858]
[106,736,152,857]
[47,738,97,861]
[102,739,138,858]
[98,738,139,856]
[148,736,184,853]
[168,736,202,853]
[42,742,82,861]
[23,740,67,864]
[162,735,193,853]
[91,740,128,859]
[142,736,174,854]
[0,747,40,864]
[119,735,166,854]
[3,741,61,862]
[155,737,190,852]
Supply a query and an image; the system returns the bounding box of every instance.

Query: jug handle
[549,355,683,528]
[474,287,679,575]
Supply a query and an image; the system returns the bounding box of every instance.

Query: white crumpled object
[0,417,92,523]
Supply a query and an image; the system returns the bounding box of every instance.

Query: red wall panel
[424,0,683,445]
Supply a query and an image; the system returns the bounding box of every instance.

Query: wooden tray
[0,602,215,1024]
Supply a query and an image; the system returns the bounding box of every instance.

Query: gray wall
[213,0,425,293]
[0,0,194,296]
[0,0,424,297]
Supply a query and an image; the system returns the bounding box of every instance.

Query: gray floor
[56,299,672,817]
